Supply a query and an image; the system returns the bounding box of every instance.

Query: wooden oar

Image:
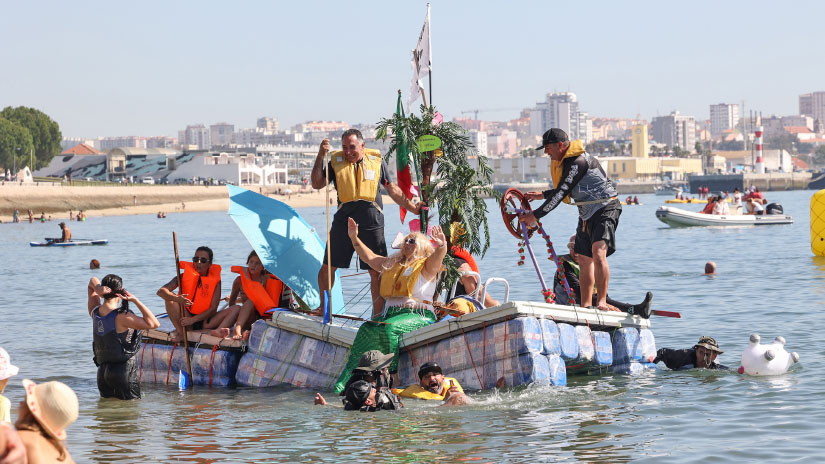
[172,232,194,387]
[652,310,681,318]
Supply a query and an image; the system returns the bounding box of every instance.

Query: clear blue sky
[1,0,823,138]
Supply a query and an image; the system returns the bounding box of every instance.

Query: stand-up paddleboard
[813,190,825,256]
[29,239,108,247]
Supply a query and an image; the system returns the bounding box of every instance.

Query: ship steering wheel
[500,188,538,239]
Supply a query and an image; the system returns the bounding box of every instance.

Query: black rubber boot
[635,292,653,319]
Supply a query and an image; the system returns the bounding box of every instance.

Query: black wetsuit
[93,306,142,399]
[653,347,728,371]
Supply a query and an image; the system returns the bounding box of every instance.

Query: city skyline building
[799,91,825,122]
[631,124,649,158]
[651,111,696,151]
[710,103,739,138]
[178,124,210,150]
[210,122,235,147]
[529,92,592,143]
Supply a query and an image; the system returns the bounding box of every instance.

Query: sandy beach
[0,182,396,223]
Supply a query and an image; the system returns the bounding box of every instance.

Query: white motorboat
[655,206,793,227]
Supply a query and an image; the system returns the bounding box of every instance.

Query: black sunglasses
[405,237,416,245]
[192,257,210,264]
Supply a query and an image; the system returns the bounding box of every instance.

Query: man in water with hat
[654,336,728,370]
[314,350,396,406]
[518,128,621,312]
[393,361,471,405]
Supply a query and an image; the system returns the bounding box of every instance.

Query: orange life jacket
[231,265,285,316]
[179,261,222,315]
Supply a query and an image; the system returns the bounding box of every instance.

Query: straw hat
[22,379,79,441]
[0,347,18,380]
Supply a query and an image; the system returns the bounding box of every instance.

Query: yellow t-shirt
[393,377,464,401]
[0,394,10,423]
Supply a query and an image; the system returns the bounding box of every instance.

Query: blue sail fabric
[227,185,344,313]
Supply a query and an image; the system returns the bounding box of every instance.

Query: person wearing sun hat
[14,379,79,463]
[654,336,728,370]
[0,348,20,424]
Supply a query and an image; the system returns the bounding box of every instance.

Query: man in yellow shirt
[393,362,471,405]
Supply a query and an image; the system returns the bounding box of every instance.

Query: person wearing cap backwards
[653,336,728,370]
[393,361,471,406]
[519,128,621,313]
[14,379,79,463]
[311,129,423,317]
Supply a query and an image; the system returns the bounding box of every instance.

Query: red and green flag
[395,92,417,223]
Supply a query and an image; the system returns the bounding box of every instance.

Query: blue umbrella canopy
[227,185,344,313]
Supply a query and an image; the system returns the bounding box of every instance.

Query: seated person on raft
[88,275,160,400]
[156,246,223,342]
[332,218,448,393]
[555,235,652,318]
[654,336,728,370]
[315,350,396,405]
[226,250,290,340]
[393,361,471,406]
[451,246,500,309]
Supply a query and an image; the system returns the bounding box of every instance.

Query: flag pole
[426,3,432,106]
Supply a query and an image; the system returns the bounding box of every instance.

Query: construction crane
[460,108,523,121]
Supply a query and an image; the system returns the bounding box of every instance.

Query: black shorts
[574,201,621,258]
[326,218,387,270]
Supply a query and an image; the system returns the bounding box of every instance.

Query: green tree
[376,104,498,292]
[0,118,35,172]
[0,106,62,170]
[695,141,703,155]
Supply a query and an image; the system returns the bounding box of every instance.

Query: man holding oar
[310,129,422,317]
[518,128,621,312]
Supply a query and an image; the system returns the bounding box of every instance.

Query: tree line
[0,106,62,173]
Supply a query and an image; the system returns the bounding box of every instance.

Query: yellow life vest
[379,258,427,299]
[330,149,383,204]
[392,377,464,400]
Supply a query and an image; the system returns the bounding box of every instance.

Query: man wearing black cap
[653,336,728,370]
[393,361,470,405]
[519,128,621,312]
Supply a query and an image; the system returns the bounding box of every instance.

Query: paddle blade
[178,369,191,390]
[652,310,681,318]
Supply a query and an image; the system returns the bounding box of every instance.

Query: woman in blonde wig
[333,218,447,393]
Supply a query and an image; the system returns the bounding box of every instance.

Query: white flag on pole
[408,4,431,110]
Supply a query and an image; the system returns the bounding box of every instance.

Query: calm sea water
[2,190,824,463]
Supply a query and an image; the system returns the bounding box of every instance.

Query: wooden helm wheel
[500,188,536,239]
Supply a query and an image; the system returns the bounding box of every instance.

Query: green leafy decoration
[376,104,500,295]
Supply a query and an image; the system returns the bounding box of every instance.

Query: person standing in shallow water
[88,274,160,399]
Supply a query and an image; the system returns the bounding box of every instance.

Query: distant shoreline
[0,183,396,223]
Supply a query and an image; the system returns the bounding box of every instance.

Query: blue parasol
[227,185,344,313]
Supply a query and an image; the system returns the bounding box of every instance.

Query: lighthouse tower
[754,126,765,174]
